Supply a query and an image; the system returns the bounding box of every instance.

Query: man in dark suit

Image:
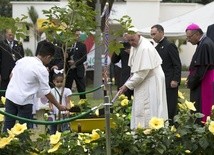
[207,24,214,43]
[151,24,181,124]
[111,34,133,100]
[65,30,87,99]
[0,29,24,97]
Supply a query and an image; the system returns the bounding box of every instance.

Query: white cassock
[125,36,168,129]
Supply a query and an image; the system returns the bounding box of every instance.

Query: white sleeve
[37,68,51,96]
[65,88,72,97]
[125,70,150,90]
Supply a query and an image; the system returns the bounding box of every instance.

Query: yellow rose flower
[143,129,152,135]
[30,152,39,155]
[137,123,142,129]
[120,98,129,107]
[122,114,126,118]
[84,138,91,144]
[1,96,6,105]
[125,132,131,135]
[209,121,214,134]
[176,133,181,138]
[90,129,100,141]
[116,113,120,117]
[178,91,185,99]
[70,101,75,107]
[171,125,177,132]
[185,100,196,111]
[7,129,15,140]
[77,139,81,146]
[178,103,187,110]
[78,99,87,105]
[95,109,99,116]
[44,113,49,120]
[48,142,62,153]
[185,150,191,154]
[78,134,83,141]
[131,96,134,100]
[118,94,127,100]
[50,131,61,145]
[0,137,12,149]
[78,133,91,144]
[149,117,164,130]
[0,114,4,122]
[11,123,27,135]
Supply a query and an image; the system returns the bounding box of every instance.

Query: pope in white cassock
[119,29,168,129]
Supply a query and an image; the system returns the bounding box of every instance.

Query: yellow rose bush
[2,92,214,154]
[0,123,34,154]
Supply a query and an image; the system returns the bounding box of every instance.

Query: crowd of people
[0,22,214,132]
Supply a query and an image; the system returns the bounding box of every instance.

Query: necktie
[9,41,16,61]
[9,41,13,49]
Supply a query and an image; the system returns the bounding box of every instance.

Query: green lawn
[71,79,190,107]
[179,78,190,101]
[71,84,117,107]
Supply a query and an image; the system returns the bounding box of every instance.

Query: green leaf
[199,136,209,149]
[194,113,204,118]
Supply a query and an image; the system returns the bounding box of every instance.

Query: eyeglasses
[186,32,197,39]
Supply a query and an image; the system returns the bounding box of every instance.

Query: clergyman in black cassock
[186,23,214,122]
[151,24,181,124]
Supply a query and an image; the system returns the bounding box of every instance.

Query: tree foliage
[0,16,28,41]
[0,0,12,17]
[42,0,96,46]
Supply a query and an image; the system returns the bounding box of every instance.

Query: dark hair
[36,41,55,57]
[52,73,63,80]
[151,24,164,33]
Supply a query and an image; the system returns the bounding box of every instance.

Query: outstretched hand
[119,85,128,95]
[58,105,69,111]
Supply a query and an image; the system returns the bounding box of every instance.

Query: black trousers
[3,99,33,132]
[0,79,9,97]
[65,69,86,99]
[166,87,178,124]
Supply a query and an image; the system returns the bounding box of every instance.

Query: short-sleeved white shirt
[6,57,51,105]
[51,87,72,115]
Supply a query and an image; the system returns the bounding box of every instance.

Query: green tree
[28,6,39,51]
[0,16,28,41]
[41,0,96,100]
[0,0,12,17]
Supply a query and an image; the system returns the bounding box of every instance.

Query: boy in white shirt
[3,41,68,132]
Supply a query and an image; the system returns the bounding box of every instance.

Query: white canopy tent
[140,1,214,38]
